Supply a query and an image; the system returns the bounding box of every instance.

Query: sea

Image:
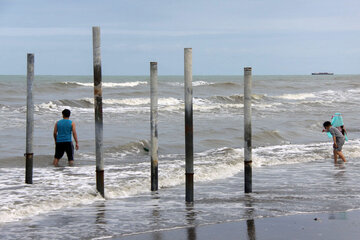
[1,75,360,239]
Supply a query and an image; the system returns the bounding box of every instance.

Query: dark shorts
[334,138,345,152]
[55,142,74,161]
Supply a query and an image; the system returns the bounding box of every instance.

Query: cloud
[1,15,359,38]
[0,27,90,37]
[0,27,233,38]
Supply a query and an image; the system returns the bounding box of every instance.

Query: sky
[0,0,359,75]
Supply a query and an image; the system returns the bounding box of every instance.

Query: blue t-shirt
[56,119,72,142]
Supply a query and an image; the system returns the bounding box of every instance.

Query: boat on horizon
[311,72,334,75]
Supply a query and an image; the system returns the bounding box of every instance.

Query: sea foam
[62,81,147,88]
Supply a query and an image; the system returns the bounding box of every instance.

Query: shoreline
[117,210,360,240]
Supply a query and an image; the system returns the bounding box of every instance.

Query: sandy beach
[119,210,360,240]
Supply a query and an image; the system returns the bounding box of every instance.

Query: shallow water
[1,157,360,239]
[1,75,360,238]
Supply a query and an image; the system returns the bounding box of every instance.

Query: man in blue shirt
[53,109,79,167]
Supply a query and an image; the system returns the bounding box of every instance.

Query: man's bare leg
[53,158,60,167]
[333,149,338,164]
[337,151,346,162]
[69,160,74,166]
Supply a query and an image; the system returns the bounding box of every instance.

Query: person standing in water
[323,121,346,164]
[53,109,79,166]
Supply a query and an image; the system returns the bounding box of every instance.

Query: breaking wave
[211,94,267,104]
[58,81,147,88]
[2,139,360,223]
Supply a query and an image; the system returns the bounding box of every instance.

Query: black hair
[323,121,331,128]
[340,125,345,135]
[62,109,71,118]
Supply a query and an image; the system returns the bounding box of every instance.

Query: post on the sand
[92,26,104,197]
[184,48,194,202]
[150,62,159,191]
[25,53,34,184]
[244,67,252,193]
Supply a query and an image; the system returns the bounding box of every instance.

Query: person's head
[62,109,71,118]
[323,121,331,131]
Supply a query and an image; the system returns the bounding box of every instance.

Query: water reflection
[151,231,162,240]
[95,202,106,225]
[329,212,347,220]
[245,195,256,240]
[95,202,108,237]
[334,163,346,183]
[145,196,258,240]
[186,203,197,240]
[246,219,256,240]
[151,192,162,240]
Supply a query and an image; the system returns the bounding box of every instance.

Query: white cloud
[0,27,90,37]
[2,15,359,39]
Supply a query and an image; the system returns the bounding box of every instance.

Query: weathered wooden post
[244,67,252,193]
[150,62,159,191]
[25,53,34,184]
[92,26,104,197]
[184,48,194,202]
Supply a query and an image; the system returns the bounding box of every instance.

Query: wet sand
[118,210,360,240]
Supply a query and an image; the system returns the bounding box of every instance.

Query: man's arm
[333,136,337,148]
[72,122,79,150]
[53,122,58,143]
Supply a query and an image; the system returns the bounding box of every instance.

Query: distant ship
[311,72,334,75]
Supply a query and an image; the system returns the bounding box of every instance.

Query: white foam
[165,81,211,87]
[277,93,316,100]
[0,167,104,223]
[348,89,360,93]
[35,101,61,112]
[31,94,282,115]
[2,139,360,223]
[275,89,360,104]
[193,81,210,86]
[78,97,182,106]
[65,81,147,88]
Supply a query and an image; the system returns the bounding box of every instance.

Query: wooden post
[92,26,104,197]
[150,62,159,191]
[244,67,252,193]
[184,48,194,202]
[25,53,34,184]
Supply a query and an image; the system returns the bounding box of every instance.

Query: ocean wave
[0,166,104,223]
[208,82,239,88]
[274,89,355,102]
[102,97,182,107]
[253,130,287,144]
[165,81,239,88]
[32,95,281,114]
[35,97,183,110]
[276,93,316,100]
[166,81,210,87]
[35,101,61,112]
[290,89,358,106]
[105,140,150,156]
[57,99,93,108]
[59,81,147,88]
[211,94,266,104]
[37,87,360,114]
[2,139,360,223]
[193,81,210,86]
